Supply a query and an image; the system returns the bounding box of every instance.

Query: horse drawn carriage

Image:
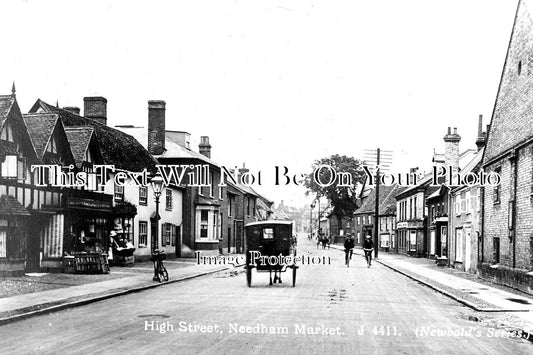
[244,220,298,287]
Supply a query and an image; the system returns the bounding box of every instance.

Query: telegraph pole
[374,148,380,259]
[364,148,393,260]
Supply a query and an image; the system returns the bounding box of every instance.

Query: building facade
[30,97,183,264]
[395,180,428,257]
[117,103,224,256]
[481,0,533,293]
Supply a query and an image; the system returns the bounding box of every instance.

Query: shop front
[396,220,425,257]
[62,189,113,273]
[109,201,137,266]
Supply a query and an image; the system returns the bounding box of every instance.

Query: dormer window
[85,149,93,163]
[46,135,57,154]
[1,155,18,178]
[0,123,14,142]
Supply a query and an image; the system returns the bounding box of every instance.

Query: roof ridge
[64,126,94,131]
[23,112,58,117]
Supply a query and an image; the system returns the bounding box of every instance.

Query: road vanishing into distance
[1,236,531,354]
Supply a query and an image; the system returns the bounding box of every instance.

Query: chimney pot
[148,100,166,155]
[238,164,250,185]
[83,97,107,125]
[444,125,461,183]
[476,115,486,151]
[199,136,212,158]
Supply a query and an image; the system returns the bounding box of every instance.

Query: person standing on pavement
[108,230,117,263]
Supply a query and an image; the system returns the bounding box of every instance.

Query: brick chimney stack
[148,100,166,155]
[83,97,107,125]
[444,127,461,181]
[238,163,250,184]
[199,136,211,158]
[475,115,486,151]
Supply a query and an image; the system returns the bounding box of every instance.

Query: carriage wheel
[246,265,252,287]
[292,266,296,287]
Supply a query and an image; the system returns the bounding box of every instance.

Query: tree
[305,154,366,234]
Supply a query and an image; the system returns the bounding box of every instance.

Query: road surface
[1,236,531,354]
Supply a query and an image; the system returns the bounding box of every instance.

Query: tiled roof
[379,185,406,215]
[354,184,398,215]
[0,95,14,124]
[162,139,219,166]
[256,197,273,213]
[484,0,533,163]
[22,113,58,159]
[116,126,219,167]
[0,96,39,165]
[226,180,261,198]
[64,126,94,167]
[29,100,157,172]
[195,194,221,206]
[426,185,447,201]
[0,195,30,216]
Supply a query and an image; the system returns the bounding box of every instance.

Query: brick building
[481,0,533,292]
[31,98,183,263]
[224,176,260,254]
[353,184,398,250]
[447,116,487,274]
[117,105,219,256]
[395,177,429,256]
[377,184,402,252]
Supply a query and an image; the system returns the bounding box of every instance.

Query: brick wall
[484,160,511,265]
[484,0,533,163]
[515,142,533,269]
[148,100,166,155]
[83,97,107,125]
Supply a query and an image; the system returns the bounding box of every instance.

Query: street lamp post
[150,173,164,281]
[310,201,316,237]
[317,198,321,236]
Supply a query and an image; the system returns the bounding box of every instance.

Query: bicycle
[151,250,169,282]
[344,248,353,267]
[363,248,373,268]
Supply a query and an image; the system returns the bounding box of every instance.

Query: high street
[1,237,531,354]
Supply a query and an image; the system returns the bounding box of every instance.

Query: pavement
[328,243,533,335]
[0,257,244,325]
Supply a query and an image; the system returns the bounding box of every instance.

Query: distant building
[354,184,399,250]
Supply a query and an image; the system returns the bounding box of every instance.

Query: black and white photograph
[1,0,533,353]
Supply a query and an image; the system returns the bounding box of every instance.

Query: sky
[0,0,519,207]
